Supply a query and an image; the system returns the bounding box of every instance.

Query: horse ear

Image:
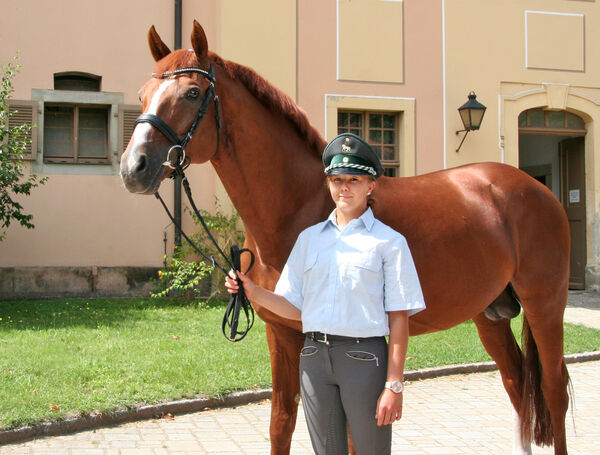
[148,25,171,62]
[191,20,208,60]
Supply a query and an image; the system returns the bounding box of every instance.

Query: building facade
[1,0,599,297]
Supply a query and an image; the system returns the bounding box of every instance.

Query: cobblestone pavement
[1,359,597,455]
[563,291,600,329]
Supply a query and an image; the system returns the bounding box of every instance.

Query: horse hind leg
[516,291,570,455]
[472,313,532,455]
[484,283,521,321]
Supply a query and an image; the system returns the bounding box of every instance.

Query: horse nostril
[133,154,147,175]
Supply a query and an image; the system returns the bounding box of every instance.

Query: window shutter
[7,100,38,160]
[118,104,141,159]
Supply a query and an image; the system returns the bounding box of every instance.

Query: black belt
[307,331,384,345]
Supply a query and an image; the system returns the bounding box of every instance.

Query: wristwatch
[384,380,404,393]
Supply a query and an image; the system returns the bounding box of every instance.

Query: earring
[367,192,372,196]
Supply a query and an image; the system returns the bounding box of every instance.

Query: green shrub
[0,56,47,241]
[152,198,245,299]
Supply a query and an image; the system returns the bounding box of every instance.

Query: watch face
[387,381,403,393]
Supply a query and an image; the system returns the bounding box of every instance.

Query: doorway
[518,108,587,289]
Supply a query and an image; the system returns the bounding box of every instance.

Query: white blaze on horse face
[129,79,176,169]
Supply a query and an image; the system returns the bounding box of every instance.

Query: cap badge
[342,156,350,163]
[341,144,351,152]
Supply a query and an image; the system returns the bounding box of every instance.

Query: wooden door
[560,137,586,289]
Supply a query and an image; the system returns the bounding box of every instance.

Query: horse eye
[187,88,200,99]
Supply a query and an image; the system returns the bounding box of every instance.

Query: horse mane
[154,50,327,157]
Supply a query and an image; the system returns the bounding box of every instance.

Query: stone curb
[1,351,598,446]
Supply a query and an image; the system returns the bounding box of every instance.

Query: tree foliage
[0,57,46,241]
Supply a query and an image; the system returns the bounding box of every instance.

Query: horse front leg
[265,321,305,454]
[472,313,532,455]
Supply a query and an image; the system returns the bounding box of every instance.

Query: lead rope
[155,175,255,342]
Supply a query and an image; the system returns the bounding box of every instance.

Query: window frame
[31,89,125,175]
[43,103,110,164]
[325,94,416,177]
[337,110,400,177]
[518,108,586,136]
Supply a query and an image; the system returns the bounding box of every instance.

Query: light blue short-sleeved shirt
[274,207,426,337]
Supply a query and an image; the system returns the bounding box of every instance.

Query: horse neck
[209,90,331,268]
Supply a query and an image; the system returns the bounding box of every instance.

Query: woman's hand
[225,270,302,321]
[225,269,257,301]
[375,388,403,426]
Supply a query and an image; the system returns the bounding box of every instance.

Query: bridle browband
[134,61,255,342]
[135,62,222,169]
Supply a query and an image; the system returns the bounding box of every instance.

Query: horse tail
[519,314,563,446]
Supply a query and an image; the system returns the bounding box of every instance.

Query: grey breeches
[299,335,391,455]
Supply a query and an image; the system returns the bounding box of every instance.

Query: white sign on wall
[569,189,580,204]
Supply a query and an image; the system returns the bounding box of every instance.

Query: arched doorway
[518,108,587,289]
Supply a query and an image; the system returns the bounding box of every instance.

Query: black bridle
[135,62,255,342]
[135,62,222,168]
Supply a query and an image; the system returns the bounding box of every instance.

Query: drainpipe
[173,0,183,248]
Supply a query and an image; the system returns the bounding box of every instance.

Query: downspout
[173,0,183,247]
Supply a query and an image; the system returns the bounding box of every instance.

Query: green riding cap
[322,133,385,179]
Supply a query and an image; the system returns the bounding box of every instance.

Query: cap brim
[325,167,371,176]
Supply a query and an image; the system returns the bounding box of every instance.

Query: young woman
[226,133,426,455]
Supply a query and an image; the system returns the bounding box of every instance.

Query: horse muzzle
[120,145,168,194]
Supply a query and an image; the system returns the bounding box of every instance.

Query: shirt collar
[323,207,375,231]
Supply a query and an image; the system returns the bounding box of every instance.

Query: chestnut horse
[121,21,571,455]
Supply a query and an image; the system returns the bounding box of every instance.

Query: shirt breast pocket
[343,251,382,291]
[343,251,382,273]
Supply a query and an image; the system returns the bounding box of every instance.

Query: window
[54,72,102,92]
[338,111,399,177]
[44,104,109,164]
[519,109,586,135]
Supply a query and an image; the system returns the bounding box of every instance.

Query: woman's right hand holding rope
[225,269,257,301]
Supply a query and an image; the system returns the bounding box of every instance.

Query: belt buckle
[317,333,329,345]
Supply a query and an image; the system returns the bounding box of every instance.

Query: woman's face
[327,174,376,212]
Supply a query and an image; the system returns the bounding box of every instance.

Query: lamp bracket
[455,129,470,153]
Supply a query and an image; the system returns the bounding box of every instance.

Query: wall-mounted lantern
[456,91,486,152]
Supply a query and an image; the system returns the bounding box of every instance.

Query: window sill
[32,158,120,175]
[43,160,112,165]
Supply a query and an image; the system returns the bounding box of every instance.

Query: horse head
[120,21,220,194]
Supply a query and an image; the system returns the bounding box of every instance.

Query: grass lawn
[0,298,598,430]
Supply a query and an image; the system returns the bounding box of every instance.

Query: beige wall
[1,0,445,273]
[217,0,297,99]
[444,0,600,168]
[0,1,219,271]
[0,0,171,104]
[4,0,600,289]
[297,0,444,175]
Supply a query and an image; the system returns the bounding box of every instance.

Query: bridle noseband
[134,61,255,342]
[135,62,222,169]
